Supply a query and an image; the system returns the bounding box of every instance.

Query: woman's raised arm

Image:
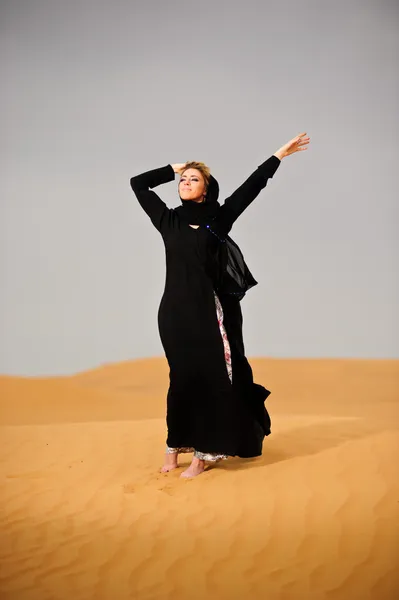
[130,164,176,232]
[220,132,310,230]
[221,155,281,225]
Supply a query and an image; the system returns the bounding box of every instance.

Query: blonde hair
[182,161,211,190]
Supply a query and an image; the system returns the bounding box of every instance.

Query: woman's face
[179,169,206,203]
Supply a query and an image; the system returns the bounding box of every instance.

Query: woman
[130,132,310,478]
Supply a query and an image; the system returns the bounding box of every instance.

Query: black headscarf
[174,173,220,225]
[175,170,257,301]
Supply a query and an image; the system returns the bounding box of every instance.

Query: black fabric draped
[130,155,281,457]
[175,171,261,300]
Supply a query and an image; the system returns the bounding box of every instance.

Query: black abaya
[130,155,281,458]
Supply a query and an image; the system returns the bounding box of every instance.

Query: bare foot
[180,457,205,478]
[160,451,178,473]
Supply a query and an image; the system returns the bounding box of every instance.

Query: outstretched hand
[274,132,310,160]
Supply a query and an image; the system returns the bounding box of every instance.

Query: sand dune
[0,358,398,599]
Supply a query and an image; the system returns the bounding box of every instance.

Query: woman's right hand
[171,163,187,174]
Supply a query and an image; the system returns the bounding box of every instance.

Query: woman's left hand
[274,132,310,160]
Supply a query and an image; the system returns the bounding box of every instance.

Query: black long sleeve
[218,155,281,231]
[130,164,175,232]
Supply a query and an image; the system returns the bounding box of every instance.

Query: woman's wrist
[273,150,285,161]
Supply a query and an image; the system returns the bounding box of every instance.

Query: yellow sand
[1,358,398,600]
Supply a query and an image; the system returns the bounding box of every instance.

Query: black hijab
[174,173,220,225]
[175,169,257,301]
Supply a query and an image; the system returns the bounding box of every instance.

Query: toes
[160,465,177,473]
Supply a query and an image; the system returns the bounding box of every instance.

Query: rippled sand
[1,358,398,600]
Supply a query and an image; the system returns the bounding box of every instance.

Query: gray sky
[1,0,398,376]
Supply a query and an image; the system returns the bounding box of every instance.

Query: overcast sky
[1,0,398,376]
